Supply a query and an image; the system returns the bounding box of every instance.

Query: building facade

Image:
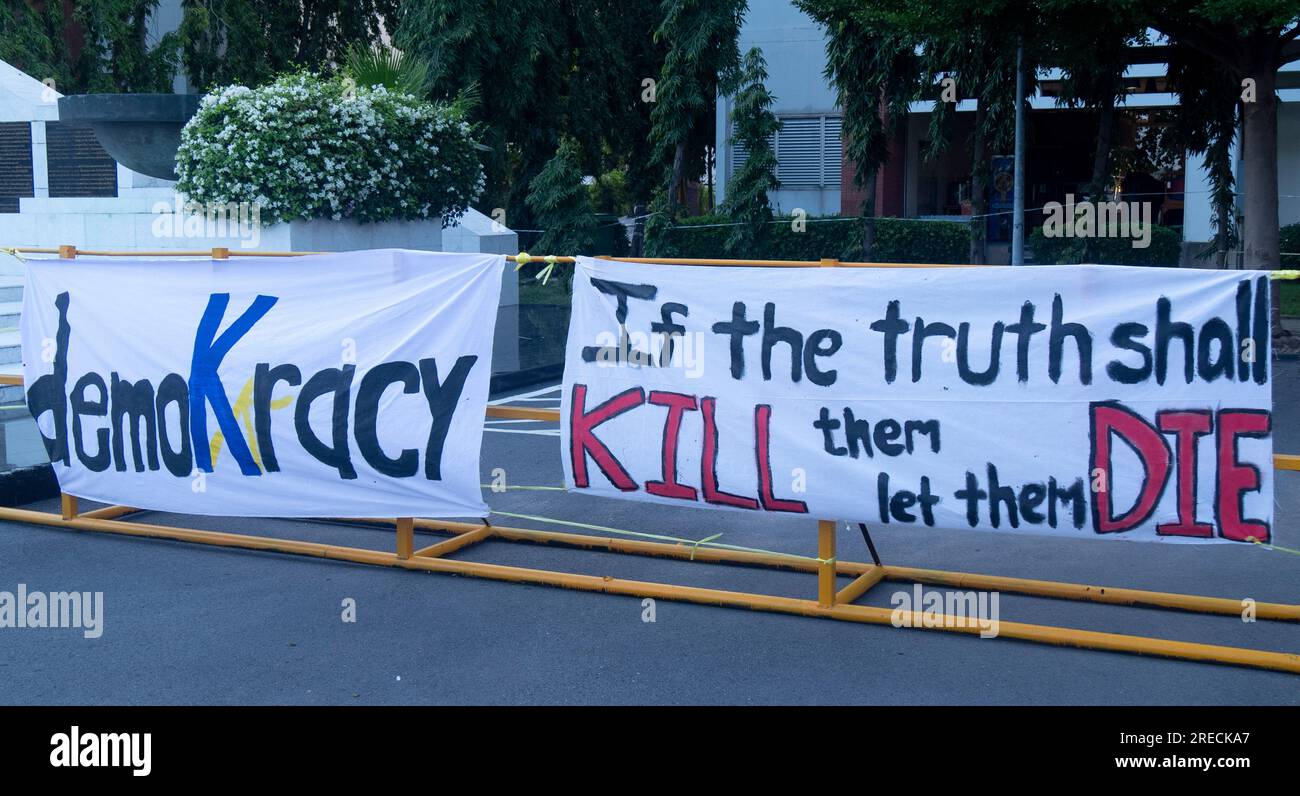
[714,1,1300,263]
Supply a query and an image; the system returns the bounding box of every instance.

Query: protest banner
[562,258,1274,543]
[21,249,502,518]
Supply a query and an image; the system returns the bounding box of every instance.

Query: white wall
[1181,148,1217,244]
[1277,102,1300,233]
[1182,101,1299,245]
[716,1,840,215]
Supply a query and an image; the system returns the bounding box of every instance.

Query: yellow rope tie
[1246,536,1300,556]
[486,508,822,565]
[690,533,722,561]
[535,255,559,285]
[512,253,565,283]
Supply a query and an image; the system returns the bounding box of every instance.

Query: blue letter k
[189,293,278,475]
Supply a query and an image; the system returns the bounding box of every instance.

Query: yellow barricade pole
[0,246,1297,675]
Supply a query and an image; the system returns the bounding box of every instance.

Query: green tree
[75,0,179,92]
[795,0,924,259]
[177,0,397,90]
[1135,1,1300,343]
[397,0,563,225]
[720,47,781,253]
[1046,2,1147,203]
[913,23,1022,264]
[527,137,598,255]
[1163,43,1242,269]
[397,0,666,228]
[566,0,667,205]
[1143,0,1300,277]
[650,0,747,213]
[911,0,1298,280]
[0,1,75,92]
[1,0,177,93]
[1045,1,1149,261]
[801,1,1186,265]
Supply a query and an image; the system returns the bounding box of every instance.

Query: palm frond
[344,44,433,98]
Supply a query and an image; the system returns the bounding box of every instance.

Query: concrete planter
[56,94,200,181]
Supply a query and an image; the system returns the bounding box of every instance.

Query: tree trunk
[1088,95,1116,202]
[631,203,647,257]
[862,172,877,261]
[1211,138,1233,269]
[969,106,988,265]
[1241,58,1281,334]
[668,142,687,213]
[1214,208,1230,268]
[705,146,714,213]
[1084,95,1115,263]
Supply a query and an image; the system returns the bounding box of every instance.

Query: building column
[839,128,906,217]
[31,121,48,199]
[874,133,906,218]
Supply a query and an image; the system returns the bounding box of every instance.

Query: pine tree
[649,0,747,213]
[527,138,598,255]
[721,47,781,253]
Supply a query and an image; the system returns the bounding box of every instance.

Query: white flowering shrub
[175,73,485,225]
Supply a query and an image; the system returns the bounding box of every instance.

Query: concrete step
[0,362,23,404]
[0,277,23,303]
[0,330,19,365]
[0,301,21,328]
[18,187,179,215]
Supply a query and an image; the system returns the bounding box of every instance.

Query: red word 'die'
[1090,401,1270,542]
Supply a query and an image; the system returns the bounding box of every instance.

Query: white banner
[22,249,502,518]
[562,258,1274,544]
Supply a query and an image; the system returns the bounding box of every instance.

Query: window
[728,113,842,189]
[46,122,117,198]
[0,122,34,213]
[822,116,842,186]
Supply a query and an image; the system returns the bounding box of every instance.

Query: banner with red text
[561,258,1274,543]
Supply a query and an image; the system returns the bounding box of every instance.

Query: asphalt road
[2,374,1299,706]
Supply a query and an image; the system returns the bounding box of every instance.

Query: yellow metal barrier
[0,245,1297,675]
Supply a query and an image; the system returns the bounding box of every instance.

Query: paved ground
[2,373,1300,706]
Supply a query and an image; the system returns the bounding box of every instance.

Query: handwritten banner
[23,249,502,518]
[562,258,1274,543]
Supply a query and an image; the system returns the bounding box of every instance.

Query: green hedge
[1282,281,1299,317]
[645,213,1187,266]
[1283,223,1300,317]
[1281,222,1300,267]
[646,213,971,263]
[1028,224,1182,266]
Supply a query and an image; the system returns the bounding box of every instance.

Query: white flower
[177,74,481,225]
